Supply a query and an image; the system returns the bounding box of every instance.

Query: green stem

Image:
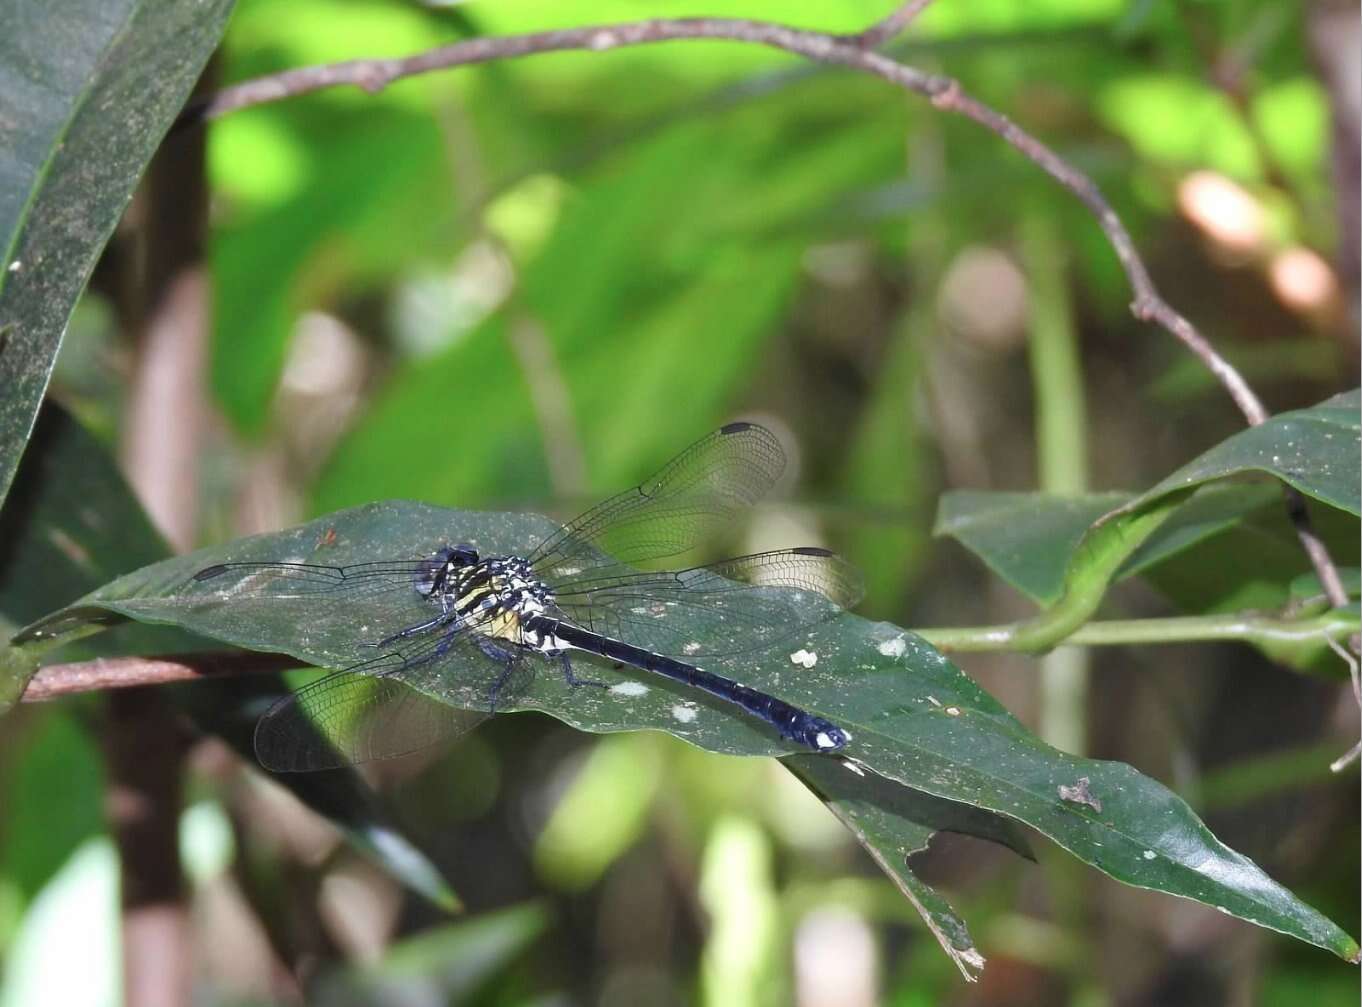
[919,610,1360,652]
[1004,494,1188,652]
[1022,212,1090,763]
[1023,216,1087,495]
[1198,741,1355,811]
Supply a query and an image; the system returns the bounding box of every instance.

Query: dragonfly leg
[554,651,607,691]
[370,610,460,649]
[475,638,522,714]
[486,659,520,714]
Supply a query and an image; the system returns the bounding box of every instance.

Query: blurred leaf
[0,711,104,903]
[533,732,662,891]
[0,0,234,508]
[1198,741,1355,812]
[699,816,779,1004]
[0,837,118,1007]
[212,107,457,431]
[790,755,1032,980]
[1253,77,1329,183]
[311,315,543,513]
[1098,72,1260,178]
[314,124,802,512]
[0,407,457,907]
[1148,339,1344,404]
[842,302,934,610]
[935,391,1361,607]
[316,901,548,1007]
[24,500,1359,961]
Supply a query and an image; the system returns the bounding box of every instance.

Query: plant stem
[920,610,1359,652]
[1005,494,1187,653]
[1022,213,1090,762]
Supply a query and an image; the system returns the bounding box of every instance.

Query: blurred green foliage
[4,0,1359,1004]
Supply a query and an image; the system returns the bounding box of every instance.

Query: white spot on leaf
[878,636,908,658]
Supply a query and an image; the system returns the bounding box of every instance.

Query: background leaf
[0,0,234,506]
[935,392,1361,609]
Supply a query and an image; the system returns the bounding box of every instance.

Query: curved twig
[179,8,1347,611]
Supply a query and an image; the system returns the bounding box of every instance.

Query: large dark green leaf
[20,501,1357,961]
[0,406,170,708]
[0,0,234,508]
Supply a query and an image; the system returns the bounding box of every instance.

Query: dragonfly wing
[549,548,861,660]
[252,633,510,772]
[183,558,438,602]
[528,422,785,577]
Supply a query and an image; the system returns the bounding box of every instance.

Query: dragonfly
[186,422,863,772]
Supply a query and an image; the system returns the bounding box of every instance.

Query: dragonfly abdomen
[533,617,847,752]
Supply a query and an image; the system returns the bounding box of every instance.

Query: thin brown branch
[20,652,300,703]
[841,0,938,48]
[182,13,1348,614]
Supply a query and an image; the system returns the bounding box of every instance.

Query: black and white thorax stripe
[429,556,566,655]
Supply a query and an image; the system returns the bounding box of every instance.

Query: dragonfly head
[416,543,482,597]
[444,543,480,567]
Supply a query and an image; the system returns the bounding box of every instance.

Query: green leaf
[933,392,1360,628]
[1140,389,1360,517]
[313,902,547,1005]
[313,122,801,514]
[934,491,1128,606]
[24,501,1358,961]
[0,406,170,708]
[934,482,1311,609]
[211,107,458,432]
[0,0,234,508]
[0,710,105,903]
[789,755,1031,980]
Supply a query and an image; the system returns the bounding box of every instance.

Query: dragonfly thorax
[420,547,556,642]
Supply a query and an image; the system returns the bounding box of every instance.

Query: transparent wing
[549,547,863,660]
[528,422,785,578]
[254,629,534,772]
[185,557,440,602]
